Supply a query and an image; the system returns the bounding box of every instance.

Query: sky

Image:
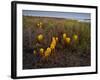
[23,10,91,21]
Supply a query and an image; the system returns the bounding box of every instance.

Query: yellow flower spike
[40,48,44,53]
[47,47,51,53]
[52,37,56,45]
[44,47,51,57]
[73,34,78,41]
[40,48,44,56]
[50,43,55,50]
[40,25,42,28]
[65,37,71,44]
[39,22,43,28]
[37,23,40,27]
[37,34,44,42]
[52,37,55,41]
[52,40,56,46]
[55,37,58,42]
[40,22,43,25]
[63,33,67,40]
[50,36,57,50]
[33,50,36,55]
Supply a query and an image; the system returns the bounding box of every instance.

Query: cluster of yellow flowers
[33,33,78,58]
[42,37,58,58]
[50,37,57,50]
[63,33,78,44]
[44,47,51,58]
[44,37,58,58]
[63,33,71,44]
[33,36,58,58]
[37,22,43,28]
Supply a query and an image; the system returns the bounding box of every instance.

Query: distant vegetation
[23,16,91,69]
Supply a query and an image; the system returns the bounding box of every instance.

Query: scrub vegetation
[23,16,91,69]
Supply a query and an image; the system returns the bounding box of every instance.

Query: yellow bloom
[40,25,42,28]
[52,37,56,45]
[40,22,43,25]
[37,22,43,28]
[52,41,56,46]
[52,37,56,41]
[40,48,44,55]
[33,50,36,55]
[73,34,78,41]
[44,47,51,57]
[50,43,55,50]
[37,34,44,42]
[63,33,67,39]
[40,22,43,28]
[55,37,58,42]
[37,23,40,27]
[50,37,56,50]
[47,47,51,53]
[65,37,71,44]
